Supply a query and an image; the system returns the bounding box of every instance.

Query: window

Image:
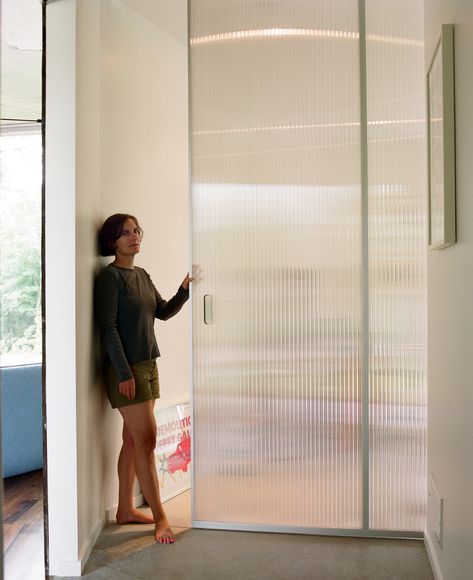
[0,125,42,366]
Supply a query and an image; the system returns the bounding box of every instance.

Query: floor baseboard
[424,529,444,580]
[80,515,105,574]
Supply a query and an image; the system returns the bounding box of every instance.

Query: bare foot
[155,519,175,544]
[116,509,154,525]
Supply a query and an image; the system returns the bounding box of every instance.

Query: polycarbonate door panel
[190,0,363,530]
[365,0,427,531]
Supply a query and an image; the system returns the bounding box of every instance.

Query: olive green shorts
[103,359,160,409]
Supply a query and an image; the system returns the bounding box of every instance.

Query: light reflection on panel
[190,0,362,529]
[366,0,427,531]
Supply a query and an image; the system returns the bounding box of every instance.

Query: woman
[94,213,191,544]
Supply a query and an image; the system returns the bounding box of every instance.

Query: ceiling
[0,0,42,123]
[118,0,187,45]
[0,0,187,125]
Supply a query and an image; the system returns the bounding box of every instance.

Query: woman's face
[114,217,142,259]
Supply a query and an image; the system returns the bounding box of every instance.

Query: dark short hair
[98,213,141,257]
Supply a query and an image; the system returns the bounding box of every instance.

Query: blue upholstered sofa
[1,364,43,477]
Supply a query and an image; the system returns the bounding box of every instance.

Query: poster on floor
[154,401,191,502]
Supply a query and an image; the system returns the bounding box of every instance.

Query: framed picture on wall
[427,23,456,250]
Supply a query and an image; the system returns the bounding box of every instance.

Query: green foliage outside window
[0,129,42,366]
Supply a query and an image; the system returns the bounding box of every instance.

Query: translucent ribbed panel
[365,0,427,531]
[190,0,362,529]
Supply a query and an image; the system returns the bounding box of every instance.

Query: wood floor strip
[3,523,22,552]
[4,499,39,524]
[2,470,45,578]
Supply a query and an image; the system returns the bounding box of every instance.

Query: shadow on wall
[1,364,43,477]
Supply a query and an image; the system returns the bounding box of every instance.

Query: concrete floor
[54,491,434,580]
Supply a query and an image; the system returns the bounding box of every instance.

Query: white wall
[45,1,79,575]
[99,0,190,513]
[46,0,189,574]
[76,0,105,568]
[424,2,473,580]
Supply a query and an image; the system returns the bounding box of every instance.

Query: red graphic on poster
[156,408,191,494]
[168,436,191,474]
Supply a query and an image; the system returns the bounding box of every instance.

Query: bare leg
[119,401,174,543]
[116,422,154,525]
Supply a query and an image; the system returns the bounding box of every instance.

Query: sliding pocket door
[190,0,363,531]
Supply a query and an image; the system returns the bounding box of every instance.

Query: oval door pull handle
[203,294,213,325]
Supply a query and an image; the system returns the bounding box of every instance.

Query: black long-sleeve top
[94,264,189,382]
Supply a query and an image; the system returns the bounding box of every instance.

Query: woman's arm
[153,273,192,321]
[94,269,133,382]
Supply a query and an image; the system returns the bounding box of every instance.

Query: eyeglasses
[118,227,143,239]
